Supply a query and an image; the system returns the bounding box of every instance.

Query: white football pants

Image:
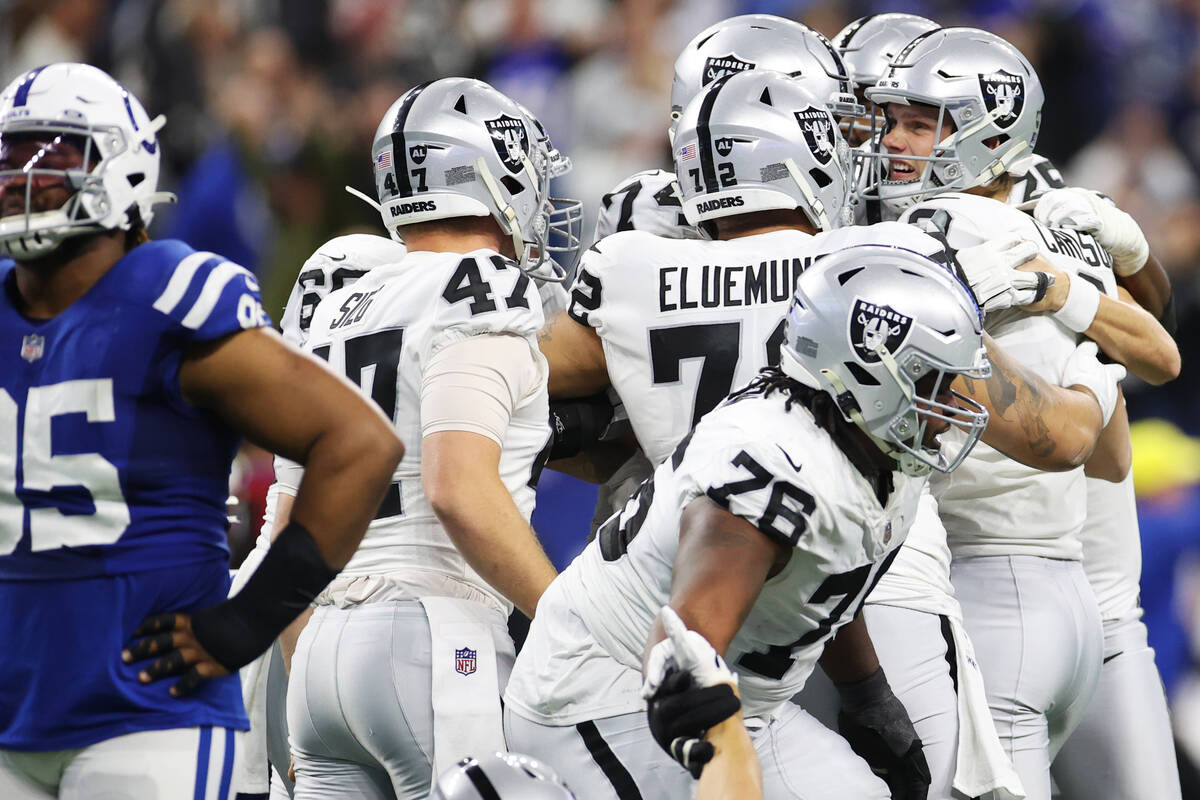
[504,702,889,800]
[0,726,241,799]
[1051,614,1181,799]
[952,555,1102,800]
[287,601,513,800]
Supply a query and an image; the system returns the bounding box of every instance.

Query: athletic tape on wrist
[1054,275,1101,333]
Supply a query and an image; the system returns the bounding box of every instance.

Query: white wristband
[1054,276,1101,333]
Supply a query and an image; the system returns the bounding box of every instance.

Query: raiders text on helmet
[673,70,850,231]
[780,245,990,476]
[0,63,176,259]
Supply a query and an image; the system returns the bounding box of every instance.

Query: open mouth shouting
[888,158,919,182]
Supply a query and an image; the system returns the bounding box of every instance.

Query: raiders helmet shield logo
[794,107,835,166]
[850,299,913,363]
[484,114,529,174]
[978,70,1024,130]
[409,144,428,164]
[703,54,755,86]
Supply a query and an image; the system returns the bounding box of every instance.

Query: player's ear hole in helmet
[0,63,176,260]
[778,244,991,477]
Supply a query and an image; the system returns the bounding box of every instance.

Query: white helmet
[780,245,989,476]
[673,70,850,232]
[669,14,860,142]
[0,63,175,259]
[833,13,940,90]
[430,753,575,800]
[859,27,1045,213]
[371,78,580,279]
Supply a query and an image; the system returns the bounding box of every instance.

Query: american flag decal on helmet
[679,143,698,161]
[375,150,392,170]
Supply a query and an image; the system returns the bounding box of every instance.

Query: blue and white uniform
[0,240,269,796]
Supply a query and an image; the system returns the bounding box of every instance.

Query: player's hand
[836,667,931,800]
[1034,188,1149,277]
[954,236,1050,313]
[643,607,741,779]
[122,612,231,698]
[1062,341,1126,426]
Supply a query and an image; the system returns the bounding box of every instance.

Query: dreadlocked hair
[729,366,831,416]
[123,205,150,252]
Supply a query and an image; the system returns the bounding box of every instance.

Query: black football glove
[646,666,741,778]
[836,667,931,800]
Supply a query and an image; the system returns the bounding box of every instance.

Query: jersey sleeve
[423,253,545,364]
[671,423,821,550]
[149,245,272,342]
[593,169,702,243]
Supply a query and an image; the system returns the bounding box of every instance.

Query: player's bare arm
[1018,261,1179,385]
[1119,251,1172,320]
[123,327,403,694]
[956,333,1105,470]
[538,309,610,398]
[423,430,557,618]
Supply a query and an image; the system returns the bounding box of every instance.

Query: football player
[0,63,404,799]
[280,78,580,799]
[863,27,1181,799]
[508,238,993,799]
[534,69,1126,800]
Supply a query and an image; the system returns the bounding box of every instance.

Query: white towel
[229,545,272,795]
[420,596,507,777]
[950,616,1026,800]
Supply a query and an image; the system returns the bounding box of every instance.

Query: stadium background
[5,0,1200,778]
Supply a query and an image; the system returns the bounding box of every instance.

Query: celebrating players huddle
[0,10,1181,800]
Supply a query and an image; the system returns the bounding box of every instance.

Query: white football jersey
[504,385,923,724]
[591,169,706,243]
[901,194,1117,560]
[303,249,549,611]
[278,234,407,347]
[566,222,949,467]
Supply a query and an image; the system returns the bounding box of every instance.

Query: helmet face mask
[668,14,863,144]
[673,70,852,233]
[779,245,989,477]
[0,64,174,260]
[853,27,1043,215]
[372,79,581,281]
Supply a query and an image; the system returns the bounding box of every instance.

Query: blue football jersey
[0,239,270,749]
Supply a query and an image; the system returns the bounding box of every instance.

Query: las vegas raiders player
[281,78,580,799]
[864,27,1180,799]
[507,240,993,800]
[235,100,582,800]
[535,68,1125,800]
[0,63,403,799]
[593,13,859,244]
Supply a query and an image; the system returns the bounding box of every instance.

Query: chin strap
[784,157,831,231]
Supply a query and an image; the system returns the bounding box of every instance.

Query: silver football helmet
[780,245,990,477]
[371,78,579,280]
[516,102,583,278]
[673,70,850,232]
[833,14,940,90]
[858,27,1045,214]
[0,63,175,259]
[430,753,575,800]
[668,14,861,142]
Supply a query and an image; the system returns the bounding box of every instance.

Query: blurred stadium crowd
[7,0,1200,774]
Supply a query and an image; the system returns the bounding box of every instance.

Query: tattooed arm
[953,334,1104,470]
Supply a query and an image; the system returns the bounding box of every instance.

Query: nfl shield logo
[20,333,44,363]
[455,647,477,676]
